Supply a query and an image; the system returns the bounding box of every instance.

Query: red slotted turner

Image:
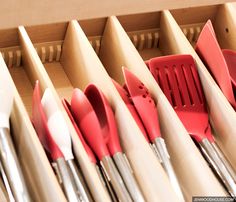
[148,54,236,196]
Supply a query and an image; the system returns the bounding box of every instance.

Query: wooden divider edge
[98,15,227,200]
[214,3,236,50]
[161,8,236,172]
[60,20,180,201]
[0,54,67,201]
[18,26,111,202]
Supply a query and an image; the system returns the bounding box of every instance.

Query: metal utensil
[32,81,79,202]
[0,55,31,202]
[41,88,93,202]
[71,88,132,202]
[62,99,114,199]
[85,84,145,202]
[148,54,236,196]
[123,68,184,201]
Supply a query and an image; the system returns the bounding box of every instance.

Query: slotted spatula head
[123,68,161,141]
[149,54,214,142]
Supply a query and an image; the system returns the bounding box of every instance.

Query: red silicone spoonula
[84,84,145,202]
[62,99,97,164]
[71,88,132,202]
[123,68,184,201]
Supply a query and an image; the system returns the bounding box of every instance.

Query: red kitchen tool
[148,54,236,196]
[123,68,184,201]
[84,84,145,202]
[222,49,236,91]
[32,81,79,202]
[112,79,149,141]
[195,20,236,109]
[71,88,132,202]
[62,99,118,201]
[62,99,97,164]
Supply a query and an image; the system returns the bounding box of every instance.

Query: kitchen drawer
[0,2,235,202]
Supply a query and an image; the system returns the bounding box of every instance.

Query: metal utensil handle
[153,137,184,201]
[0,161,15,202]
[200,138,236,197]
[0,128,31,202]
[211,142,236,182]
[56,158,80,202]
[67,159,93,202]
[101,156,132,202]
[113,152,145,202]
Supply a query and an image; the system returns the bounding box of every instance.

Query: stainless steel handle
[113,152,145,202]
[67,159,93,202]
[211,142,236,182]
[200,138,236,197]
[101,156,132,202]
[153,137,184,201]
[0,128,31,202]
[56,158,80,202]
[0,161,15,202]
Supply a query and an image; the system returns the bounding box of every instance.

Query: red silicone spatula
[62,99,97,164]
[148,54,236,196]
[71,88,132,202]
[84,84,145,202]
[123,68,184,201]
[195,20,236,109]
[32,81,79,202]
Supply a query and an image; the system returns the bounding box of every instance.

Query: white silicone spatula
[41,88,93,202]
[0,54,31,202]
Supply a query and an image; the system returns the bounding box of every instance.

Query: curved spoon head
[32,81,63,161]
[123,68,161,141]
[85,84,122,156]
[62,99,97,164]
[71,88,109,160]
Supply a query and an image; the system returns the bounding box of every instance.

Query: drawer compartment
[78,12,227,200]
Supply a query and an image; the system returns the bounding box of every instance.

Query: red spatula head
[195,20,236,108]
[112,79,149,141]
[85,84,122,156]
[123,68,161,142]
[71,88,109,160]
[149,54,214,142]
[62,99,97,164]
[32,81,63,161]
